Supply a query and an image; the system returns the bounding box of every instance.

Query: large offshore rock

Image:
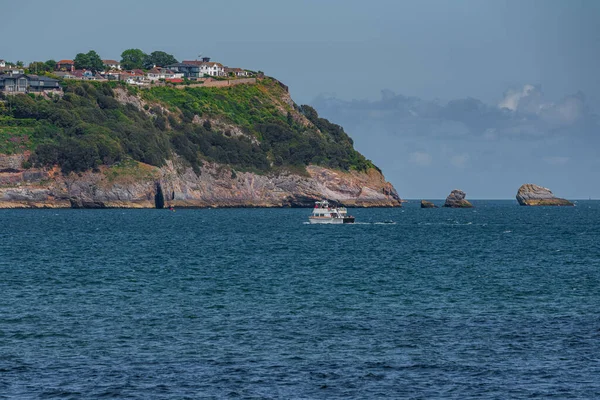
[443,189,473,208]
[516,184,573,206]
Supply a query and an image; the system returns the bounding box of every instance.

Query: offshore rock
[516,184,574,206]
[420,200,438,208]
[443,189,473,208]
[0,157,402,208]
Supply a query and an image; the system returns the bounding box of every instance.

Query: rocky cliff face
[443,189,473,208]
[0,154,401,208]
[516,184,573,206]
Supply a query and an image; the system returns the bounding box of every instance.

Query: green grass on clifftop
[0,79,374,175]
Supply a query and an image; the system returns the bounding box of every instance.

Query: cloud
[312,85,598,140]
[409,151,432,166]
[498,84,540,112]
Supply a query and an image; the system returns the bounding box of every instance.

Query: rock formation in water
[420,200,437,208]
[516,184,573,206]
[443,189,473,208]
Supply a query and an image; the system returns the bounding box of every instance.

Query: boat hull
[308,217,354,224]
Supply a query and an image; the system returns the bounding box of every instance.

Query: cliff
[516,184,573,206]
[0,154,399,208]
[0,79,401,208]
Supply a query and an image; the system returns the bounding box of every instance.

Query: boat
[308,200,355,224]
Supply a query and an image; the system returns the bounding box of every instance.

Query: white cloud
[409,151,432,166]
[498,84,538,111]
[450,153,469,168]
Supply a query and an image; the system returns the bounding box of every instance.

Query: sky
[2,0,599,199]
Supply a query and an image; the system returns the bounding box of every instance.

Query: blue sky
[2,0,599,198]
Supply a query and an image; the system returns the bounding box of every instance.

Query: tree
[16,61,24,67]
[28,61,49,74]
[74,50,104,72]
[86,50,104,72]
[45,59,57,71]
[121,49,147,70]
[74,53,89,70]
[143,51,178,69]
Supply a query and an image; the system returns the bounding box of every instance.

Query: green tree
[74,53,90,70]
[86,50,104,72]
[121,49,147,70]
[143,51,178,68]
[45,59,57,71]
[16,61,24,67]
[28,61,49,74]
[74,50,104,72]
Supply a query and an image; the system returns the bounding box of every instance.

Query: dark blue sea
[1,200,599,399]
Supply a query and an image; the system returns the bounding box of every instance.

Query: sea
[1,200,599,399]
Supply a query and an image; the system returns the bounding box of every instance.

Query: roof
[102,60,120,64]
[57,60,74,64]
[168,63,198,67]
[0,74,58,84]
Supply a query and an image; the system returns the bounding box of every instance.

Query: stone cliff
[516,184,573,206]
[0,154,401,208]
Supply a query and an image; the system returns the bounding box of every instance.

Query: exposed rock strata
[0,154,401,208]
[420,200,438,208]
[443,189,473,208]
[516,184,573,206]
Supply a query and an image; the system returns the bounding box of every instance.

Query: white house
[146,67,180,81]
[102,59,121,70]
[0,60,6,68]
[199,62,225,77]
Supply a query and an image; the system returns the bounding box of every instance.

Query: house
[0,67,25,75]
[102,59,121,70]
[72,70,106,81]
[200,62,225,77]
[182,60,225,77]
[0,60,5,68]
[56,60,75,72]
[0,74,61,93]
[146,67,179,81]
[224,67,251,77]
[167,63,201,79]
[53,71,77,79]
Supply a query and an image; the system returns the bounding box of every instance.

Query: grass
[103,159,158,183]
[142,79,289,133]
[0,126,36,154]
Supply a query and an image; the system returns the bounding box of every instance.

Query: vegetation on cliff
[0,78,374,175]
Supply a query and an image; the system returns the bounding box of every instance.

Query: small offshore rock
[420,200,438,208]
[516,184,573,206]
[443,189,473,208]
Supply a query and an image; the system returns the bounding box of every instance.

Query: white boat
[308,200,355,224]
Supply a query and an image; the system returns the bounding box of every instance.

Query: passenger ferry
[308,200,355,224]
